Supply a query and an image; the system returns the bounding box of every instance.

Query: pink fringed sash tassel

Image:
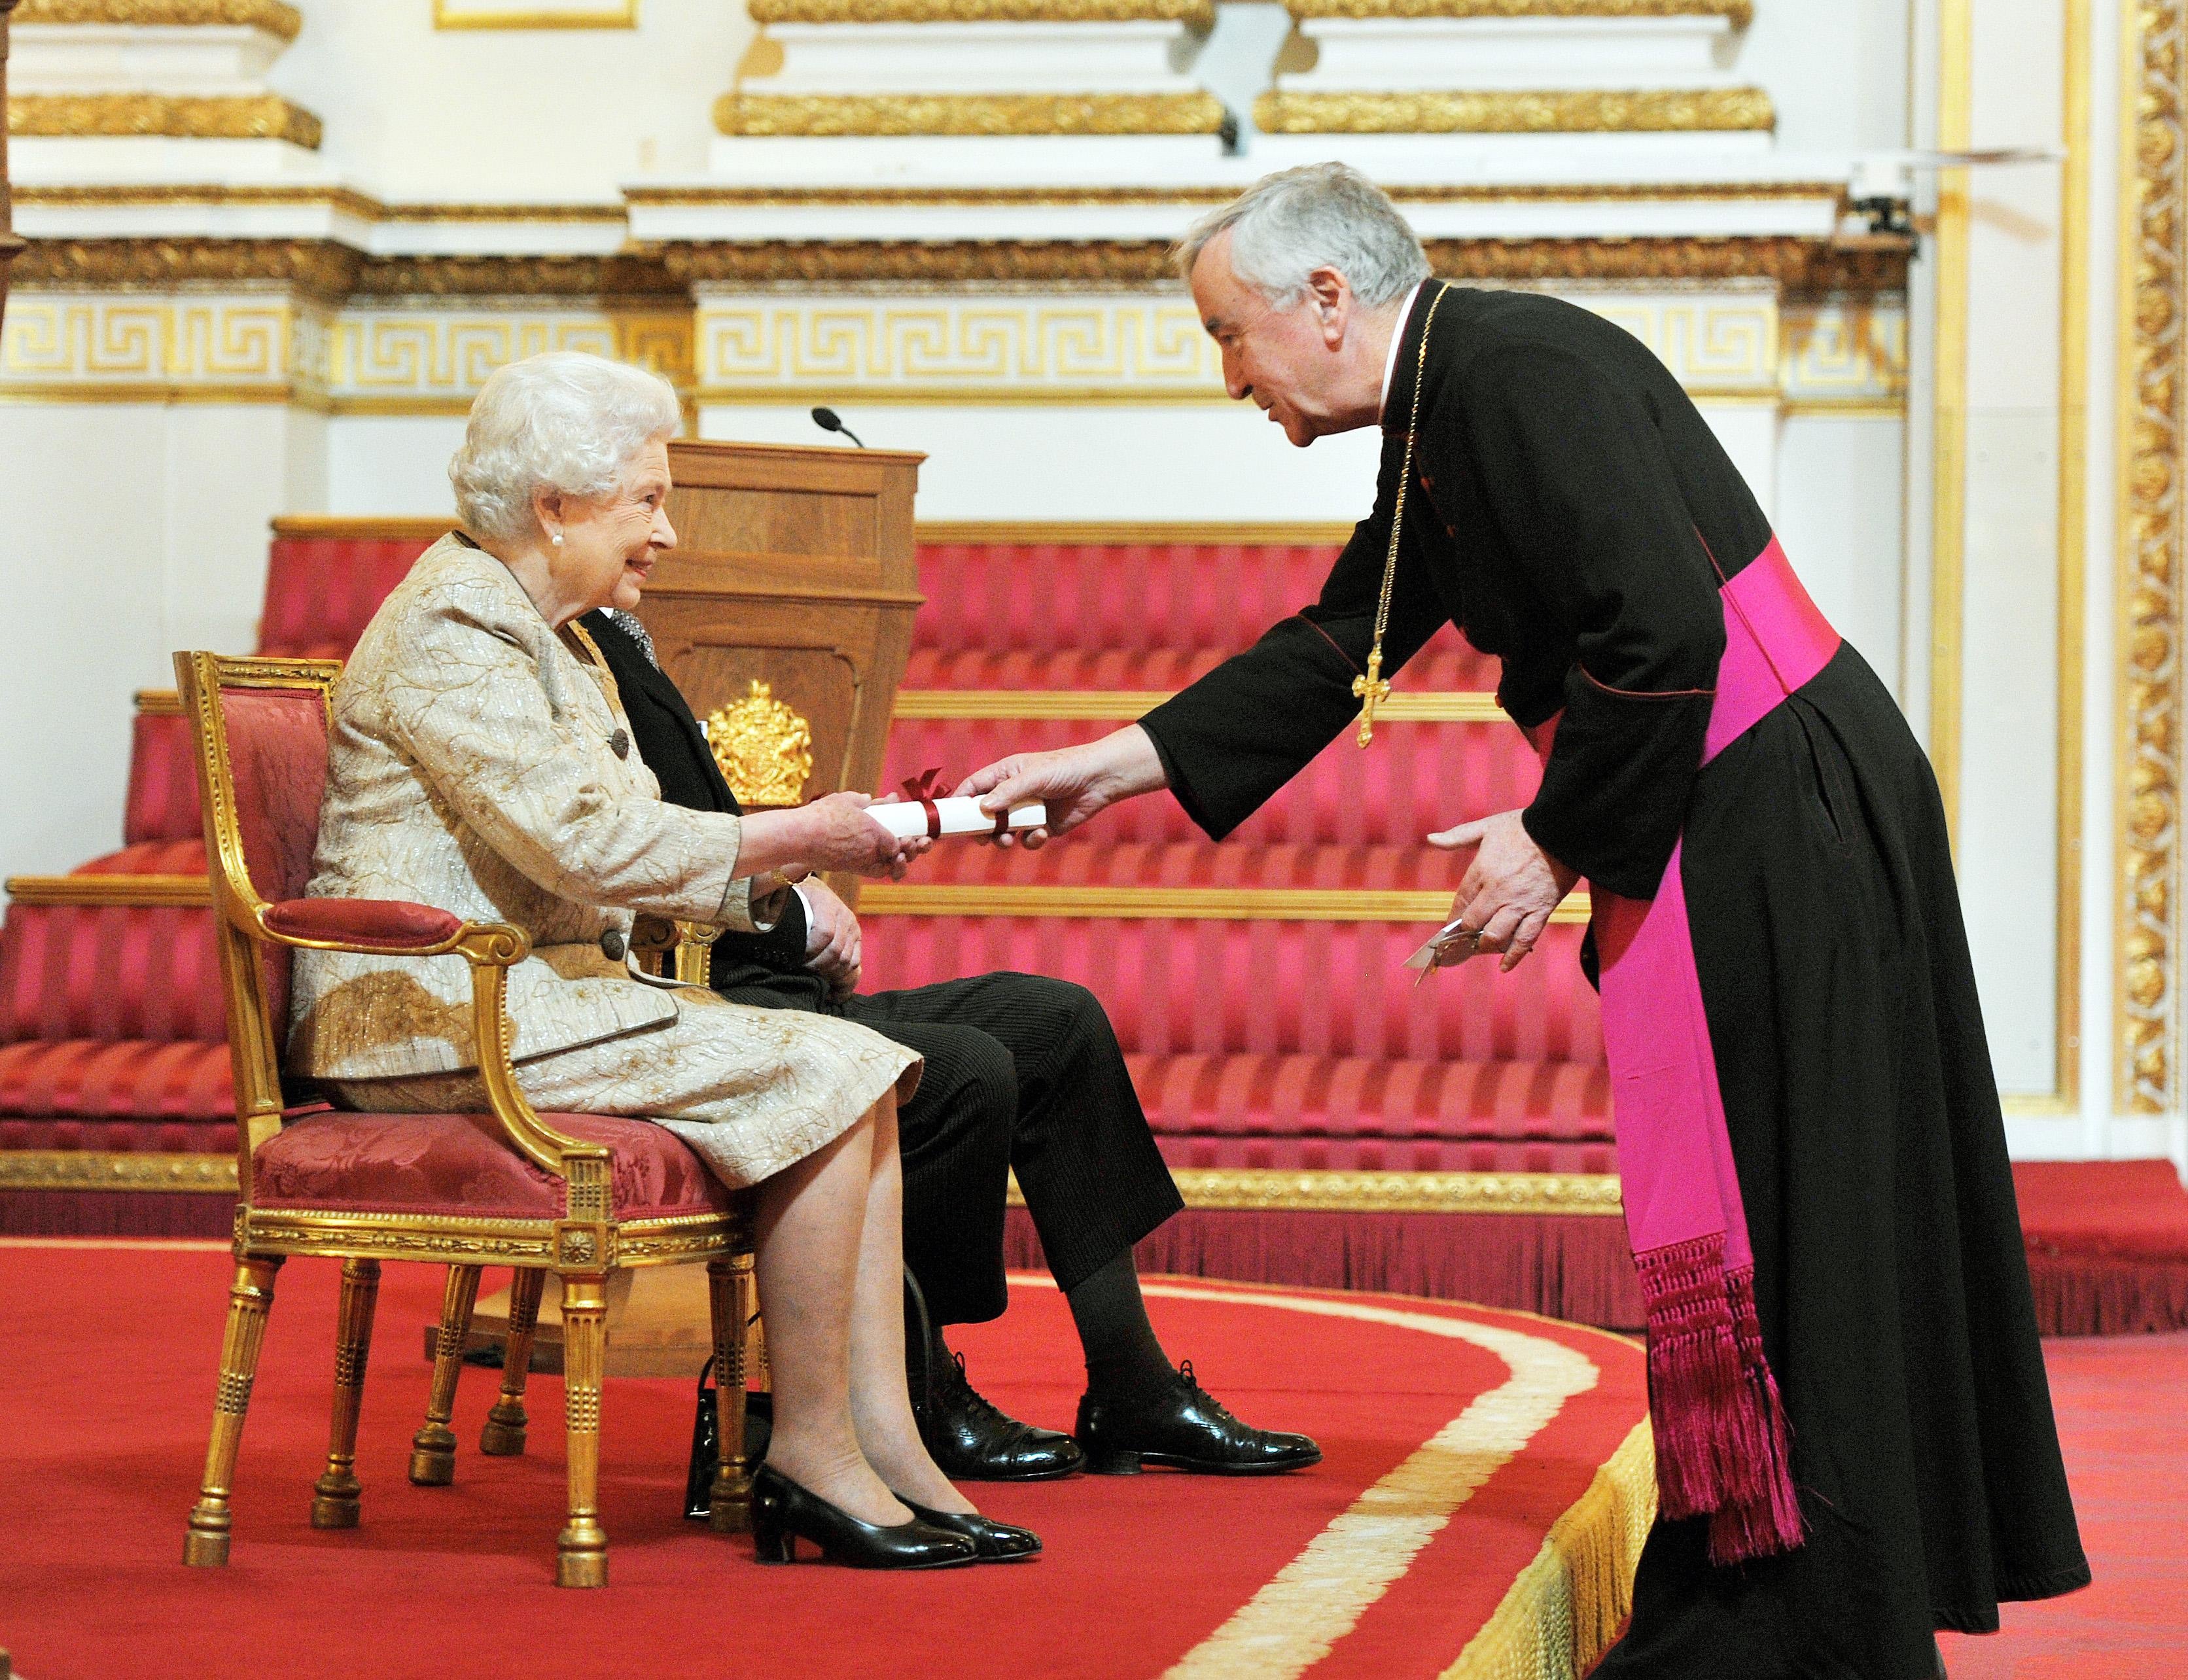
[1528,536,1837,1564]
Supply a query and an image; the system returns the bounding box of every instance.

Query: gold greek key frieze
[862,884,1594,922]
[716,90,1228,137]
[330,309,693,398]
[7,93,323,149]
[1254,86,1773,135]
[2117,0,2185,1114]
[1286,0,1748,22]
[14,0,301,33]
[753,0,1213,20]
[1779,300,1909,402]
[1010,1167,1623,1216]
[0,1150,237,1191]
[707,680,815,809]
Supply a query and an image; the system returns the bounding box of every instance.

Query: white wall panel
[1773,415,1908,693]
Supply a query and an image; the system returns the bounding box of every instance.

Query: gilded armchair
[175,651,756,1588]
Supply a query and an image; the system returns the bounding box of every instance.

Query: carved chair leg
[410,1264,482,1486]
[556,1272,609,1588]
[707,1253,757,1535]
[311,1257,381,1529]
[480,1267,545,1457]
[185,1253,285,1567]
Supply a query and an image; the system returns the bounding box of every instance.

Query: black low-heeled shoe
[750,1465,978,1569]
[894,1496,1042,1563]
[1074,1360,1322,1476]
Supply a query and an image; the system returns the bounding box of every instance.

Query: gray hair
[450,351,680,542]
[1174,162,1430,310]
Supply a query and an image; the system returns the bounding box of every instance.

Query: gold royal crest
[706,679,815,809]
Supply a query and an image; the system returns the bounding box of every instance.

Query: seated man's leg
[849,973,1319,1475]
[834,1005,1084,1481]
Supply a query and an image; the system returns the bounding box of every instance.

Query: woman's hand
[799,877,862,996]
[1425,809,1579,971]
[740,792,928,881]
[953,726,1168,850]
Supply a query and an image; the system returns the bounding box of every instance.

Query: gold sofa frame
[176,652,756,1588]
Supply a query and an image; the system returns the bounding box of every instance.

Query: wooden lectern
[464,438,926,1376]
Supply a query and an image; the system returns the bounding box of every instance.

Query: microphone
[811,406,868,448]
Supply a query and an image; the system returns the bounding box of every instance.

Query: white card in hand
[867,797,1047,841]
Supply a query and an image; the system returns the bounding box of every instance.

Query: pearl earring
[550,530,563,547]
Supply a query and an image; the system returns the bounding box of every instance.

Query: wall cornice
[12,0,301,36]
[7,92,321,147]
[716,90,1229,137]
[1254,86,1773,135]
[4,232,1910,298]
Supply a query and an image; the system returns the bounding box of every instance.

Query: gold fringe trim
[1444,1418,1658,1679]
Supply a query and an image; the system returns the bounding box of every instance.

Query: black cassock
[1140,281,2088,1677]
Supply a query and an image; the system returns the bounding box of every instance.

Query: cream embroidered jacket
[288,533,782,1082]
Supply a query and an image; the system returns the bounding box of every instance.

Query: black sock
[1065,1249,1173,1402]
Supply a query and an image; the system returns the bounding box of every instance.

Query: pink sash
[1528,535,1837,1564]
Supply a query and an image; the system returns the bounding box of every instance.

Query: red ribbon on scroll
[897,767,1009,838]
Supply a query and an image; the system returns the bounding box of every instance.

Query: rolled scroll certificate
[867,797,1048,842]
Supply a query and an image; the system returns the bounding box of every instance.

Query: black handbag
[685,1357,772,1520]
[683,1266,929,1519]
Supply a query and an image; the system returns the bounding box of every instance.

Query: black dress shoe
[895,1496,1042,1563]
[750,1464,978,1569]
[920,1351,1086,1482]
[1073,1360,1323,1476]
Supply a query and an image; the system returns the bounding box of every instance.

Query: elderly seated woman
[287,350,1030,1570]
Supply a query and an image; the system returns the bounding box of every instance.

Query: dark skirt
[1594,645,2089,1679]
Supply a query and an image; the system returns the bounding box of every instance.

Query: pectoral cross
[1352,648,1392,748]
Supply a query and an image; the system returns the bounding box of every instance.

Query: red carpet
[0,1242,1646,1680]
[1937,1331,2188,1679]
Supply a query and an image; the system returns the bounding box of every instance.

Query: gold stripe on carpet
[1157,1287,1602,1680]
[893,689,1506,722]
[1445,1418,1658,1679]
[0,1151,237,1193]
[4,873,213,907]
[861,884,1593,922]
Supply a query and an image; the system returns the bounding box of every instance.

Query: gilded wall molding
[716,90,1229,137]
[0,1150,237,1193]
[13,0,300,34]
[2117,0,2186,1115]
[750,0,1216,22]
[1157,1168,1623,1217]
[1285,0,1748,20]
[1254,87,1773,135]
[7,92,321,148]
[7,236,361,299]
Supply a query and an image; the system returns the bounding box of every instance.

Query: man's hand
[1425,809,1579,972]
[799,877,862,997]
[952,724,1169,850]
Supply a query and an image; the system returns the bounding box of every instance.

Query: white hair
[449,351,680,542]
[1174,162,1430,311]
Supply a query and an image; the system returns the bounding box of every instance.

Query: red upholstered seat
[253,1110,737,1222]
[125,710,203,844]
[257,533,436,661]
[0,905,227,1042]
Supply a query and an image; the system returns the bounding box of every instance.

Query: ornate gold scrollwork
[716,91,1229,137]
[14,0,302,33]
[7,93,323,148]
[2119,1,2185,1114]
[1253,86,1774,135]
[707,680,815,809]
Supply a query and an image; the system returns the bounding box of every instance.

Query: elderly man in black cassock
[957,163,2087,1677]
